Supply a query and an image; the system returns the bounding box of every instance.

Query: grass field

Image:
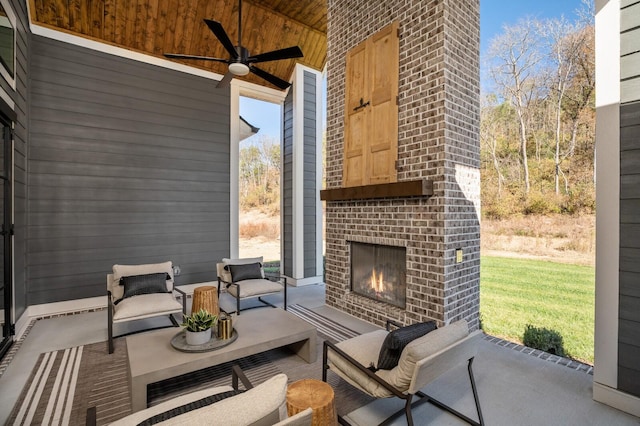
[480,256,595,364]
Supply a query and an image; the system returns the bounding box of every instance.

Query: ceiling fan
[164,0,303,90]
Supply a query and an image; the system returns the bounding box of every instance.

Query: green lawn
[480,256,595,364]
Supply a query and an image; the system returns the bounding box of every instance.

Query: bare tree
[239,135,281,209]
[480,96,506,194]
[541,17,590,194]
[488,18,543,194]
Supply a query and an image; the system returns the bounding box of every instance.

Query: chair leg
[283,277,287,311]
[169,314,179,327]
[404,395,414,426]
[468,357,485,426]
[107,296,114,354]
[108,322,113,354]
[378,394,416,426]
[413,358,483,426]
[237,294,241,315]
[322,341,329,382]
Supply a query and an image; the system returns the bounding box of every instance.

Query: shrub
[263,261,280,275]
[523,191,561,215]
[523,324,565,357]
[239,220,280,239]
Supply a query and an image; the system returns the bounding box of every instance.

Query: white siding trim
[594,0,621,393]
[315,70,324,278]
[29,24,225,82]
[593,382,640,418]
[0,86,13,110]
[0,0,16,90]
[230,84,240,258]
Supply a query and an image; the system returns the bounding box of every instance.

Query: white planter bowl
[185,328,211,345]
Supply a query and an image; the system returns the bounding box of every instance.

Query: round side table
[190,285,219,316]
[286,379,337,426]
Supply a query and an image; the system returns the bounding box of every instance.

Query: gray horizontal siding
[303,71,317,277]
[619,100,640,398]
[283,88,294,277]
[28,36,230,304]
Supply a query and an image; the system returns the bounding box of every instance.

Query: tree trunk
[517,109,530,193]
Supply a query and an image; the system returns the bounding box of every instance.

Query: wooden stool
[190,286,219,316]
[286,379,337,426]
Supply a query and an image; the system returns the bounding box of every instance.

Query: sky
[240,0,587,142]
[480,0,586,55]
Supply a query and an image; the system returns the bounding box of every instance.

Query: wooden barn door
[343,22,399,187]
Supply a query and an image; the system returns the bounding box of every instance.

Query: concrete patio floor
[0,284,638,425]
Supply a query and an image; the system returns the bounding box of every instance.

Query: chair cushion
[109,373,288,426]
[111,261,174,300]
[120,273,170,301]
[113,292,182,322]
[377,321,437,370]
[220,257,265,283]
[137,390,245,425]
[226,262,263,282]
[379,319,469,392]
[327,329,395,398]
[226,278,283,298]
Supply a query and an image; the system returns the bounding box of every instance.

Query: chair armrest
[323,340,405,399]
[217,277,234,289]
[385,319,402,331]
[409,330,482,394]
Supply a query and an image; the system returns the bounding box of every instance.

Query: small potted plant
[181,308,217,345]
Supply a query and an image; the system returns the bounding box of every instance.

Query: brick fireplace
[350,241,407,309]
[324,0,481,329]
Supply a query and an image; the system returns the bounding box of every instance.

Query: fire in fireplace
[350,242,406,308]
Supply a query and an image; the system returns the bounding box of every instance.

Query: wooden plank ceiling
[29,0,327,90]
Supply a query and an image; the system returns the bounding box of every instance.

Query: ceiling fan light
[229,62,250,76]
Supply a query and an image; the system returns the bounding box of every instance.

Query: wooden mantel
[320,179,433,201]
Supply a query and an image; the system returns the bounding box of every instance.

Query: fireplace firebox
[350,242,406,308]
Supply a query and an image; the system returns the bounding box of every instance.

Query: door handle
[353,98,370,112]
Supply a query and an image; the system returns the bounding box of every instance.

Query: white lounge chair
[322,319,484,426]
[107,261,183,354]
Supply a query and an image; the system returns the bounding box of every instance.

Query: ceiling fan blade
[204,19,239,59]
[164,53,230,63]
[250,66,291,90]
[248,46,304,64]
[216,72,235,88]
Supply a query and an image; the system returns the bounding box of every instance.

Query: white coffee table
[126,307,317,412]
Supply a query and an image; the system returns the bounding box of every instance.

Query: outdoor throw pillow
[226,262,263,282]
[137,390,246,426]
[376,321,437,370]
[119,272,170,300]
